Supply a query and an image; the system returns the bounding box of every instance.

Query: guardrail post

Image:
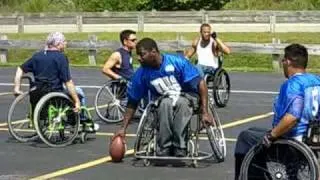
[272,38,281,72]
[17,16,24,33]
[202,11,209,24]
[88,34,97,66]
[76,15,83,33]
[0,34,8,63]
[176,33,183,50]
[138,13,144,32]
[269,15,276,33]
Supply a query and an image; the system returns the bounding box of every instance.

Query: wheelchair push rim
[7,89,38,142]
[213,68,230,108]
[240,139,319,180]
[134,103,157,157]
[206,103,226,162]
[33,92,80,147]
[94,80,127,123]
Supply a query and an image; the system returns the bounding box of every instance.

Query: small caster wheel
[192,160,198,168]
[143,159,150,167]
[80,132,87,144]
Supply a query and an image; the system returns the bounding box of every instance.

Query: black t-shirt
[20,50,71,91]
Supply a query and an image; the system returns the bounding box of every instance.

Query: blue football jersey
[272,73,320,137]
[127,53,200,103]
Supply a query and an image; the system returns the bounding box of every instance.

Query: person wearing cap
[233,44,320,179]
[13,32,99,132]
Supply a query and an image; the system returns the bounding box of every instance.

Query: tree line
[0,0,320,12]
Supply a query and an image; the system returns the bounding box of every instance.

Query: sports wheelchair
[203,55,230,108]
[239,86,320,180]
[134,94,226,167]
[94,79,149,123]
[7,75,95,147]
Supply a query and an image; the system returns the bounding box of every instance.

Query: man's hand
[202,112,214,126]
[113,128,126,140]
[118,76,128,84]
[13,88,23,97]
[262,130,277,148]
[73,100,81,113]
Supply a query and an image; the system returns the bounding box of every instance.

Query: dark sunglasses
[128,38,137,42]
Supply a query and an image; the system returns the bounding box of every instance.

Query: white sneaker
[85,123,99,132]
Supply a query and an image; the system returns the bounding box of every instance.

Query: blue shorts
[196,64,217,77]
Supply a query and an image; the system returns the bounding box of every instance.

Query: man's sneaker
[174,148,187,157]
[84,123,99,132]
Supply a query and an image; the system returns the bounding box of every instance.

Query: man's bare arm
[13,67,24,94]
[65,80,81,111]
[271,113,297,138]
[184,37,199,59]
[102,52,122,79]
[215,38,231,54]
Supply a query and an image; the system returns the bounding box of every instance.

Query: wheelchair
[94,79,149,123]
[203,56,230,108]
[7,75,95,147]
[239,125,320,179]
[134,94,226,167]
[239,86,320,179]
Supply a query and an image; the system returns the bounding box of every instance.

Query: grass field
[3,32,320,72]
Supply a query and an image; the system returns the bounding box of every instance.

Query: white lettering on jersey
[311,87,319,117]
[151,75,181,95]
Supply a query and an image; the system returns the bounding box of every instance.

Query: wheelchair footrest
[135,150,212,161]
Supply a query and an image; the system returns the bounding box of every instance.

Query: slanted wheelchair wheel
[206,103,226,162]
[33,92,80,148]
[94,80,127,123]
[213,68,230,108]
[134,103,157,157]
[7,89,38,142]
[240,139,319,180]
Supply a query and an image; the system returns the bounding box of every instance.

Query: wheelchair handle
[21,75,35,86]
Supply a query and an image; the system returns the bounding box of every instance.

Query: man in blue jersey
[114,38,213,157]
[102,29,136,81]
[234,44,320,179]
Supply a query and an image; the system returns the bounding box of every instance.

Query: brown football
[109,136,126,162]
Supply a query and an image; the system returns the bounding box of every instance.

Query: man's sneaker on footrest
[83,122,99,132]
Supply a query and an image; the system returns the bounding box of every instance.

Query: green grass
[3,32,320,72]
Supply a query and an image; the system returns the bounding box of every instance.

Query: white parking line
[0,83,278,94]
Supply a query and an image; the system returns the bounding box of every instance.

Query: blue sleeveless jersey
[127,53,200,102]
[111,48,134,80]
[272,73,320,137]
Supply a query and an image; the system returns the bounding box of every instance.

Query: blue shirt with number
[127,53,200,104]
[272,73,320,137]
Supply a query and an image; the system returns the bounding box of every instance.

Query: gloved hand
[211,32,217,39]
[262,130,277,148]
[118,76,127,84]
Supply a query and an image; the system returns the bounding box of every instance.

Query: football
[109,136,126,162]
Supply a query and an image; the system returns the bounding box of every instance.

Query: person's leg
[172,96,194,157]
[157,97,174,156]
[234,127,268,180]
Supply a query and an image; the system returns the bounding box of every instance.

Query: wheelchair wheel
[134,103,157,156]
[240,139,319,180]
[33,92,80,147]
[206,103,226,162]
[213,68,230,108]
[94,80,127,123]
[7,89,38,142]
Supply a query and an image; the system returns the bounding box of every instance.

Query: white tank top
[196,37,219,68]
